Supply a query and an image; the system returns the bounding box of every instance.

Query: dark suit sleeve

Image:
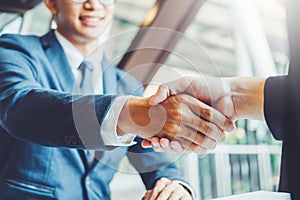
[264,75,290,140]
[0,37,117,151]
[264,0,300,142]
[264,1,300,196]
[264,72,300,197]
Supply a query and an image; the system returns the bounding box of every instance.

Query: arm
[143,76,266,151]
[150,76,266,121]
[0,57,231,153]
[0,59,118,150]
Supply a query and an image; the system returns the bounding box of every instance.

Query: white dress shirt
[55,31,136,146]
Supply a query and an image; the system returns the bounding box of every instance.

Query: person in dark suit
[0,0,236,199]
[144,0,300,199]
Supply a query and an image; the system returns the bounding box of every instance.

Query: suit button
[64,135,71,144]
[70,135,77,145]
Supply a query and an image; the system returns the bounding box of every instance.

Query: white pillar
[230,0,278,77]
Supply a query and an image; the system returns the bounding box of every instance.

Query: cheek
[57,11,78,27]
[106,7,115,20]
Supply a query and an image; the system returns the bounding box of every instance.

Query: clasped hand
[117,84,234,154]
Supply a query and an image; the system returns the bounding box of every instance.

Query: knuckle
[193,134,205,145]
[192,117,200,127]
[207,124,217,135]
[159,177,168,182]
[167,123,180,135]
[202,108,213,121]
[170,181,178,188]
[200,122,210,134]
[185,131,193,139]
[172,106,182,117]
[176,94,185,102]
[168,95,180,104]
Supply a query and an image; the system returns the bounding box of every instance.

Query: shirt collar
[54,30,84,72]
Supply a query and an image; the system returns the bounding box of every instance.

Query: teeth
[80,17,100,22]
[87,18,99,22]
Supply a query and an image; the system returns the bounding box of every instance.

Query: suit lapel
[40,30,75,93]
[102,56,118,95]
[41,30,91,168]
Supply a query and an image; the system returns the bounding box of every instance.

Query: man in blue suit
[0,0,235,199]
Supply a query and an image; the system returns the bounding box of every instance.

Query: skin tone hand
[141,76,266,152]
[142,177,192,200]
[117,93,234,154]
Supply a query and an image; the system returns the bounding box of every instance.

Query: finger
[174,137,209,155]
[182,95,235,132]
[168,189,183,200]
[157,138,173,152]
[143,190,152,200]
[177,125,217,150]
[149,86,170,105]
[149,178,171,200]
[182,108,226,143]
[151,137,164,152]
[160,138,170,149]
[168,185,192,200]
[170,140,184,153]
[141,140,152,148]
[179,192,193,200]
[197,122,226,143]
[156,181,178,200]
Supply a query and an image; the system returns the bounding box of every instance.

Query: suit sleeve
[0,40,117,151]
[264,76,288,140]
[264,0,300,142]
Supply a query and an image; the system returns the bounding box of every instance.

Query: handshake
[117,76,259,154]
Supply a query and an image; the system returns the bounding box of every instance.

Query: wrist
[229,77,266,120]
[117,96,151,136]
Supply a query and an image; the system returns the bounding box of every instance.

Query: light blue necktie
[78,60,96,165]
[78,60,94,94]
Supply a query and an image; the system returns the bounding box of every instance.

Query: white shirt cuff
[101,96,137,146]
[174,180,196,200]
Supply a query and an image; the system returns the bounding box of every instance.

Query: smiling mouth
[79,16,105,23]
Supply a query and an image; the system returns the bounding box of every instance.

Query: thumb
[149,85,170,105]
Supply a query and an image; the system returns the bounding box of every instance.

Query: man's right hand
[141,76,236,153]
[117,93,234,154]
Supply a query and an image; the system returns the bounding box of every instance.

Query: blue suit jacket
[0,31,187,200]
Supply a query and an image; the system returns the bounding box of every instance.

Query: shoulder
[0,33,40,49]
[0,34,43,61]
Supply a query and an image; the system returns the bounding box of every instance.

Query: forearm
[227,77,266,120]
[1,88,116,150]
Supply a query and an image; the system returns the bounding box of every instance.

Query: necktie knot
[78,60,94,71]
